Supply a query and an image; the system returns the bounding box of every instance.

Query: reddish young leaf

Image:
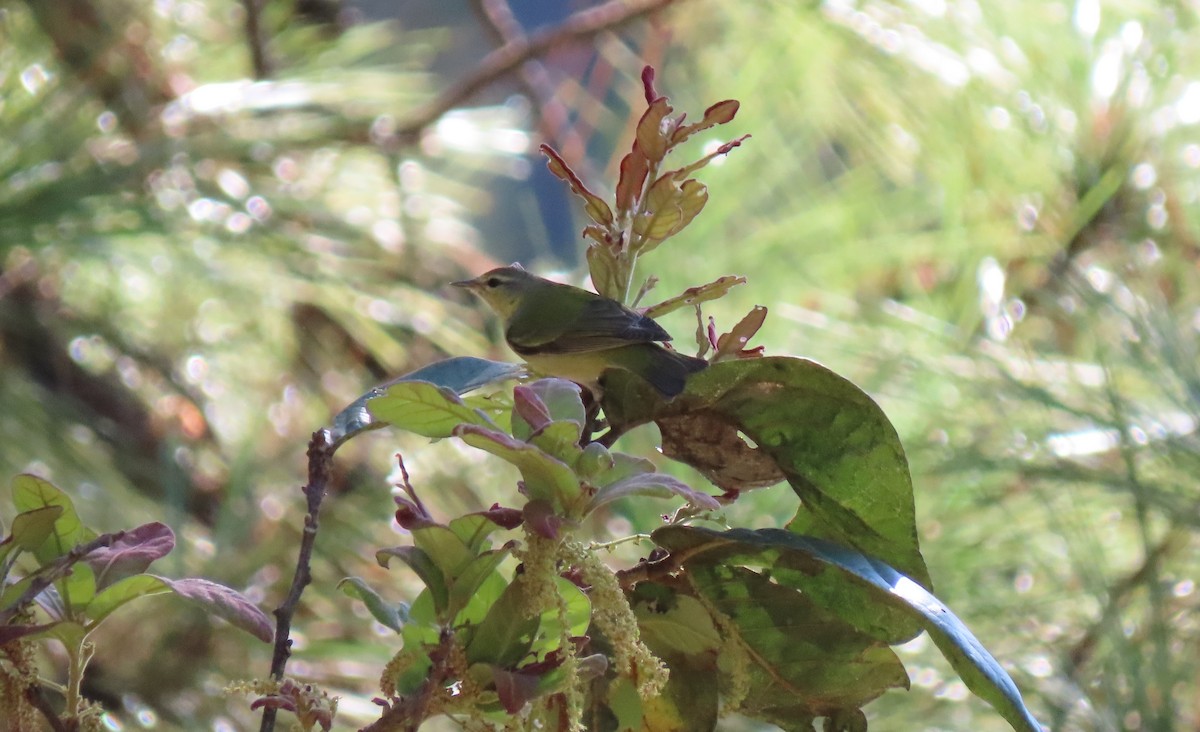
[667,134,752,182]
[394,496,438,531]
[477,504,523,530]
[716,134,751,155]
[641,65,658,106]
[492,667,542,714]
[541,144,613,226]
[523,499,565,540]
[615,146,650,214]
[643,275,747,319]
[672,99,741,143]
[716,306,769,359]
[582,225,610,248]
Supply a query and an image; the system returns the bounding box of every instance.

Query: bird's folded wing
[508,298,672,354]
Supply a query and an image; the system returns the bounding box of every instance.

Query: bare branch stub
[387,0,680,146]
[258,428,335,732]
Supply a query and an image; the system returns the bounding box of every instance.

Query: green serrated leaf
[411,524,475,580]
[454,424,581,511]
[11,475,94,565]
[465,579,540,667]
[613,356,930,589]
[368,381,497,439]
[448,514,500,555]
[447,548,511,619]
[338,577,407,632]
[85,574,172,625]
[39,620,89,652]
[59,562,96,614]
[8,506,65,552]
[634,592,721,656]
[377,546,449,617]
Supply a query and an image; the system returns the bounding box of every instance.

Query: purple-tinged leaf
[476,505,523,530]
[250,696,297,713]
[587,473,719,514]
[454,424,581,509]
[0,622,58,644]
[522,379,585,428]
[512,385,554,439]
[393,496,438,531]
[153,576,272,642]
[492,667,541,714]
[84,522,175,590]
[523,499,564,541]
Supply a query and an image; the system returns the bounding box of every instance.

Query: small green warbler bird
[453,266,707,397]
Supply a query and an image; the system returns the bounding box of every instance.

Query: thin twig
[258,429,335,732]
[387,0,679,145]
[241,0,272,79]
[470,0,593,167]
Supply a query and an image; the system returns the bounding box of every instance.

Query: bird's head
[451,266,539,319]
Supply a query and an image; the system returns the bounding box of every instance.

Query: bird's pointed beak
[451,277,479,290]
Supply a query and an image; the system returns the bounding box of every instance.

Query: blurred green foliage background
[2,0,1198,729]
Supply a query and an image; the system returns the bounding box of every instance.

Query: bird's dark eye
[486,277,502,288]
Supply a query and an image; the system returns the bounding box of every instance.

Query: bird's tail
[640,346,708,398]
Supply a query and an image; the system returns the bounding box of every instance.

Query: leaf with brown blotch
[658,411,785,494]
[635,98,673,164]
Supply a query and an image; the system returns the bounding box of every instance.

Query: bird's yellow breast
[522,351,614,388]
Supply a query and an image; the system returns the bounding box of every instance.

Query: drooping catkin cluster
[563,540,668,700]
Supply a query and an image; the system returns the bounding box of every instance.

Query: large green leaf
[692,563,906,725]
[607,357,930,589]
[653,526,1042,732]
